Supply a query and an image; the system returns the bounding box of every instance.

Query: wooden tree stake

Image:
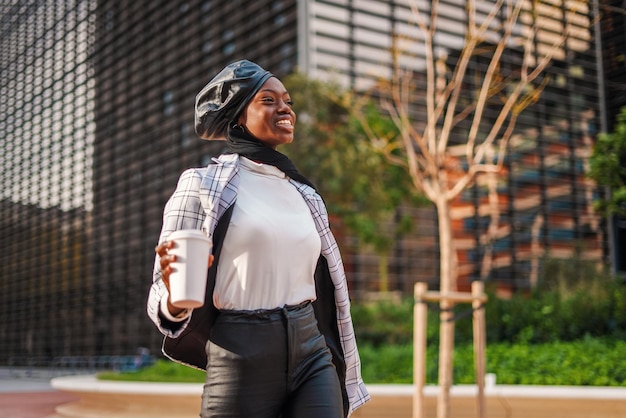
[413,281,488,418]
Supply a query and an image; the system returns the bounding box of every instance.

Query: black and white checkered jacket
[147,153,370,416]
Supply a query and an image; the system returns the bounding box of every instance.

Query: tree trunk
[378,252,389,292]
[435,196,455,418]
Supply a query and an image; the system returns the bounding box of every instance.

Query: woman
[147,59,369,418]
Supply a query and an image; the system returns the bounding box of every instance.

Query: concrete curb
[52,374,202,395]
[50,375,626,418]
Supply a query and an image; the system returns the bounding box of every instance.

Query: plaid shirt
[147,153,370,415]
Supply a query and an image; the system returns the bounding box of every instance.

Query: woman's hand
[155,240,214,316]
[155,240,176,291]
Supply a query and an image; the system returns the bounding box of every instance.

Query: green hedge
[359,337,626,385]
[484,280,626,344]
[99,359,205,382]
[102,336,626,386]
[350,270,626,385]
[351,277,626,347]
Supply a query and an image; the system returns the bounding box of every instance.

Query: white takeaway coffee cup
[167,229,212,309]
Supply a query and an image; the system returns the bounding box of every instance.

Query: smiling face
[237,77,296,149]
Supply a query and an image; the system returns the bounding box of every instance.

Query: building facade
[0,0,622,361]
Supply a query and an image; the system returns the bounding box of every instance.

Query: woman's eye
[286,100,294,107]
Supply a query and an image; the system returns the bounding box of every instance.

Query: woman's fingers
[155,240,174,256]
[159,254,177,272]
[156,239,213,278]
[156,241,177,284]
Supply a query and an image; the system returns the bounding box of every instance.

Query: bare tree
[352,0,578,417]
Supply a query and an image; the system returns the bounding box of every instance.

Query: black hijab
[226,124,316,190]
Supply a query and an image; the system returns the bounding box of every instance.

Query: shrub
[98,359,205,383]
[485,272,626,344]
[483,337,626,386]
[349,264,626,347]
[359,337,626,386]
[351,297,418,346]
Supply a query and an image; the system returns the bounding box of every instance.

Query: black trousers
[200,301,344,418]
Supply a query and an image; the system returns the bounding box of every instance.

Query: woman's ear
[236,111,247,128]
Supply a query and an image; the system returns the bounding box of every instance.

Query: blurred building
[0,0,623,361]
[599,0,626,275]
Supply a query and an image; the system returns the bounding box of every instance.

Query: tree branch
[474,3,571,165]
[466,0,523,164]
[409,0,440,155]
[438,0,507,155]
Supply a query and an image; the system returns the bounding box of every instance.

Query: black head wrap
[195,59,273,140]
[194,59,316,190]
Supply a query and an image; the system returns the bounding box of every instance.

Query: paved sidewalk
[0,377,53,393]
[0,391,78,418]
[0,371,78,418]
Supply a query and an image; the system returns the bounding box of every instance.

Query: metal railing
[2,353,155,379]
